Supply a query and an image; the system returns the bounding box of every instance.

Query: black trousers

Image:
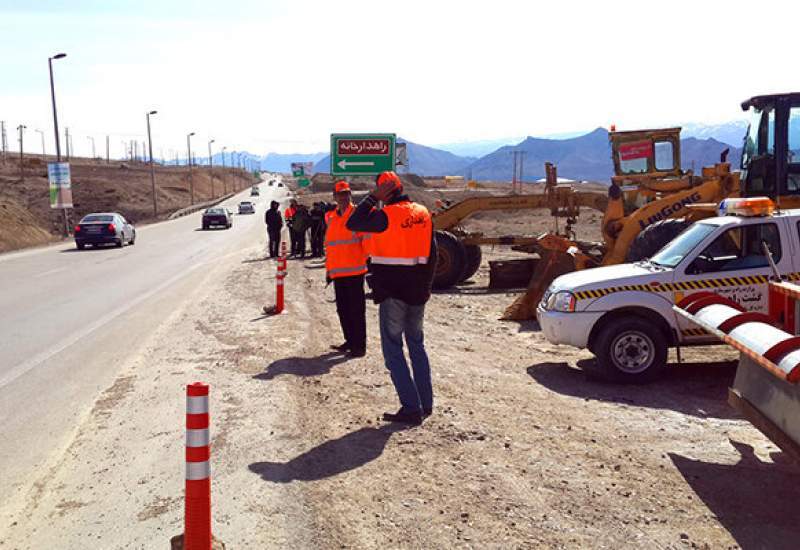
[267,229,281,257]
[293,229,306,257]
[288,228,298,255]
[334,274,366,353]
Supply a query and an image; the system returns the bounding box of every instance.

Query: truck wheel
[591,317,668,383]
[626,218,691,262]
[459,244,482,283]
[433,230,466,289]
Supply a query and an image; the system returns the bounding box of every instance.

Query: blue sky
[1,0,797,158]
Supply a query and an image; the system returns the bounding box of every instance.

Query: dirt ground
[0,155,255,253]
[2,219,797,548]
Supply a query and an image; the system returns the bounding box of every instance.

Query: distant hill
[463,128,743,182]
[680,121,748,148]
[313,139,474,177]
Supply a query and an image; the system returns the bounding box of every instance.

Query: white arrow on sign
[337,159,375,170]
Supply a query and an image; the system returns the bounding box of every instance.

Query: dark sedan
[74,213,136,249]
[202,207,232,230]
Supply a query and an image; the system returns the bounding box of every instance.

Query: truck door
[674,219,792,340]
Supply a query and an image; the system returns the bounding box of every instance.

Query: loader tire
[626,218,691,262]
[433,230,466,289]
[459,244,482,283]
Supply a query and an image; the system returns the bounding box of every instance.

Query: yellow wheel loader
[431,127,741,319]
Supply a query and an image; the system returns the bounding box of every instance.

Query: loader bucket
[501,249,578,321]
[730,355,800,462]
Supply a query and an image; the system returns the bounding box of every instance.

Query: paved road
[0,176,292,511]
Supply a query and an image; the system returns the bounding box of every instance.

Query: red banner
[336,139,391,156]
[619,141,652,161]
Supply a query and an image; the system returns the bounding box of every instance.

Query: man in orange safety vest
[347,171,437,425]
[325,180,369,357]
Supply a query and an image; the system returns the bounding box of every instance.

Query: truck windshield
[649,223,717,268]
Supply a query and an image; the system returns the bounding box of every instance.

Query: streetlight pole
[208,139,215,198]
[17,125,26,181]
[48,53,66,161]
[187,132,195,205]
[221,146,227,194]
[35,129,45,162]
[146,110,158,216]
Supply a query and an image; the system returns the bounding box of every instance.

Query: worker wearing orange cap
[347,171,437,425]
[325,180,369,357]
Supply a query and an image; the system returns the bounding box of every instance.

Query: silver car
[238,201,256,214]
[74,212,136,249]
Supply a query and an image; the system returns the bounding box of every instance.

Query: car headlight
[546,291,576,312]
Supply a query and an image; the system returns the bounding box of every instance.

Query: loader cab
[741,93,800,199]
[609,127,683,180]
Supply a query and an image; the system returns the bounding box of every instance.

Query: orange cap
[334,180,351,193]
[376,171,402,193]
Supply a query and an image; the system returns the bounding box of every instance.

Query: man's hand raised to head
[371,181,396,203]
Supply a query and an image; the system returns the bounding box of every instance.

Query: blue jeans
[378,298,433,413]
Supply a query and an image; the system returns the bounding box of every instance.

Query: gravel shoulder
[2,238,798,549]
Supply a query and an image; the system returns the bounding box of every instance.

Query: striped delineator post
[275,244,287,314]
[185,382,212,550]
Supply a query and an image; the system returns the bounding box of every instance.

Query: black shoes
[330,342,350,352]
[382,408,423,425]
[423,408,432,417]
[346,349,366,358]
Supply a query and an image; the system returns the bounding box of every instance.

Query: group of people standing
[264,172,437,425]
[265,199,328,259]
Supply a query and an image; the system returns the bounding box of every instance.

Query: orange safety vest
[368,201,432,266]
[285,206,296,219]
[325,204,369,279]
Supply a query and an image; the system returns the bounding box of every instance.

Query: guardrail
[168,194,235,220]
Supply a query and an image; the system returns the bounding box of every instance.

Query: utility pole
[221,146,227,194]
[146,110,158,216]
[207,139,215,198]
[106,135,110,163]
[17,125,26,180]
[518,151,526,192]
[187,132,195,204]
[35,129,45,161]
[1,121,6,165]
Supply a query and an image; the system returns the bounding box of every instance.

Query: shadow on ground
[253,351,350,380]
[249,424,410,482]
[670,441,800,549]
[433,284,524,296]
[527,359,739,419]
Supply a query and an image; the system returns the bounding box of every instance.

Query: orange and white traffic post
[264,242,288,315]
[183,382,212,550]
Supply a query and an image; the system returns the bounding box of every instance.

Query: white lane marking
[34,267,67,279]
[0,261,204,390]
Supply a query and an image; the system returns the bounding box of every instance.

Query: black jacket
[347,194,437,305]
[265,208,283,231]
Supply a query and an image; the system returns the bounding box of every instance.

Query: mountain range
[173,120,749,182]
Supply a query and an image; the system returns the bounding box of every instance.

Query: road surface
[0,176,291,516]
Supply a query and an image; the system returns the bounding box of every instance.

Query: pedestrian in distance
[285,199,298,257]
[325,181,369,358]
[265,200,283,258]
[347,171,437,426]
[292,204,311,258]
[309,202,327,258]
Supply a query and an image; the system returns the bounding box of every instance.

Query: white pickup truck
[537,198,797,382]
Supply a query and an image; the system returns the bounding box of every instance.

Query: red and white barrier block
[674,288,800,460]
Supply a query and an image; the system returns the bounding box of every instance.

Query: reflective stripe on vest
[368,201,432,266]
[325,204,368,279]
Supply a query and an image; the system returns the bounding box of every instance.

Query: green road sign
[298,177,310,187]
[330,133,396,176]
